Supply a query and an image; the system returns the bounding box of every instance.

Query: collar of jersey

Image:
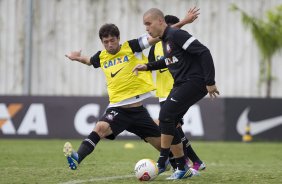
[160,26,170,40]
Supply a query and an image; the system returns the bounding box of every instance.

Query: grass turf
[0,139,281,184]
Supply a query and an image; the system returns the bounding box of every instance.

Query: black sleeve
[128,39,142,53]
[199,51,215,85]
[173,29,208,55]
[146,58,167,70]
[90,51,101,68]
[174,30,216,85]
[148,45,156,63]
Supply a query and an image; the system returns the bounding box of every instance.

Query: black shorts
[100,105,160,140]
[159,80,207,125]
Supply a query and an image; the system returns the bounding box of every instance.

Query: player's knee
[159,120,175,136]
[93,121,112,138]
[159,110,177,125]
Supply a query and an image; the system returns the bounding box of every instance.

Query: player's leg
[172,83,207,172]
[125,106,172,172]
[160,81,206,179]
[158,89,187,176]
[63,120,112,170]
[158,116,186,175]
[176,123,206,170]
[159,101,178,171]
[63,107,128,170]
[63,120,110,170]
[144,137,161,151]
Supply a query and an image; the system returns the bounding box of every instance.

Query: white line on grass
[59,174,135,184]
[60,173,172,184]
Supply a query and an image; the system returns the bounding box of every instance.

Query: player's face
[101,36,120,54]
[143,14,162,38]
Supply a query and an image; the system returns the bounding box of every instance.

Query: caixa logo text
[0,103,48,135]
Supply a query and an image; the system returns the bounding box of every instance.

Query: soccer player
[148,14,206,171]
[63,8,199,176]
[133,8,219,179]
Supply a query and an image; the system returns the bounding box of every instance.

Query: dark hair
[164,15,180,26]
[99,24,120,40]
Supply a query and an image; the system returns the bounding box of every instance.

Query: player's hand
[206,85,220,99]
[65,50,82,61]
[132,64,148,76]
[183,6,200,24]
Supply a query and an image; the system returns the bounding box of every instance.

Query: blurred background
[1,0,282,97]
[0,0,282,141]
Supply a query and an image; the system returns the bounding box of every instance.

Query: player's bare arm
[172,6,200,28]
[65,50,92,66]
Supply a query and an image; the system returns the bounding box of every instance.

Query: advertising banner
[225,98,282,141]
[1,96,281,141]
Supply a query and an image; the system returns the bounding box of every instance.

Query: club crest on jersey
[165,56,179,65]
[166,42,172,53]
[103,55,129,69]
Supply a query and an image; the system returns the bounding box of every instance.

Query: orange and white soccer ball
[134,159,159,181]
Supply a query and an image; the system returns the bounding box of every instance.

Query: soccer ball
[134,159,159,181]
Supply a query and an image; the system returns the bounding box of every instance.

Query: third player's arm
[172,6,200,29]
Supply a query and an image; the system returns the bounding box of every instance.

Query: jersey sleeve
[90,51,101,68]
[173,29,208,55]
[128,34,150,53]
[173,29,216,86]
[146,58,167,70]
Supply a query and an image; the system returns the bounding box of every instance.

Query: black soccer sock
[186,143,201,163]
[177,126,200,163]
[175,155,187,170]
[168,151,177,170]
[177,126,188,157]
[157,148,170,168]
[77,131,100,163]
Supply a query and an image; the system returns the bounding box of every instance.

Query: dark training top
[147,26,216,87]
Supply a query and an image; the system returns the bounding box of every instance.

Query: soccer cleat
[193,161,206,171]
[157,158,170,175]
[166,167,199,180]
[67,156,77,170]
[63,142,78,170]
[172,158,190,172]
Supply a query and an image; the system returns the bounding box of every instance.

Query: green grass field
[1,139,281,184]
